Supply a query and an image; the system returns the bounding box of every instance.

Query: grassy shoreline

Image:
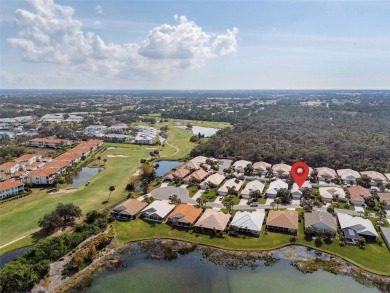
[113,219,390,276]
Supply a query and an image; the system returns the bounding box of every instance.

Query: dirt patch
[107,154,128,158]
[132,168,142,177]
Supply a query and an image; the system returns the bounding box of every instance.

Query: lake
[85,250,379,293]
[0,130,15,139]
[153,160,183,177]
[71,167,100,187]
[0,246,31,267]
[191,126,219,137]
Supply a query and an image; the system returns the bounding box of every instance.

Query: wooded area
[191,105,390,172]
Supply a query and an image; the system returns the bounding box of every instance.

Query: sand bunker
[49,188,78,195]
[107,154,128,158]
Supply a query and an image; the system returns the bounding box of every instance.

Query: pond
[0,246,31,268]
[0,130,15,139]
[84,249,379,293]
[153,160,183,177]
[191,126,219,137]
[71,167,100,187]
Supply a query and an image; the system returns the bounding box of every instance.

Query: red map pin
[291,161,310,188]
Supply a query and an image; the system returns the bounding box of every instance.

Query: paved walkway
[192,189,205,200]
[0,236,26,249]
[160,182,169,187]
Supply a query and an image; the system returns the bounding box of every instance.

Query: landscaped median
[113,219,390,276]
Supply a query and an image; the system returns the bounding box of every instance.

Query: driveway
[218,159,232,174]
[354,205,364,213]
[192,189,205,200]
[214,196,224,204]
[265,198,274,205]
[150,186,195,204]
[239,198,248,206]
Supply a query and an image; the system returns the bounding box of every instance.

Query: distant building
[337,169,361,185]
[111,199,148,221]
[134,126,157,144]
[104,134,131,142]
[28,138,74,148]
[84,125,108,137]
[108,124,129,133]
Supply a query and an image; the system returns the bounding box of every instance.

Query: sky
[0,0,389,89]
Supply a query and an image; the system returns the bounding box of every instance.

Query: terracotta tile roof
[166,168,190,179]
[168,204,203,224]
[0,179,24,191]
[14,154,37,162]
[347,186,371,203]
[266,210,298,230]
[113,199,148,216]
[27,168,57,177]
[0,172,7,178]
[194,209,231,231]
[378,193,390,203]
[0,162,19,170]
[184,169,208,182]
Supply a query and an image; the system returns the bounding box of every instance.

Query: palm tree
[270,202,276,210]
[224,200,234,214]
[196,197,203,208]
[108,185,115,201]
[103,158,107,165]
[375,210,386,224]
[275,198,281,210]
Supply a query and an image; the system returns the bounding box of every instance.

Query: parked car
[219,196,223,201]
[250,202,258,207]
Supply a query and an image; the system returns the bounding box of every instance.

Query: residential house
[380,227,390,251]
[252,161,271,176]
[200,173,225,189]
[360,171,389,187]
[28,138,73,148]
[167,204,203,227]
[230,211,265,236]
[218,178,244,196]
[141,200,175,222]
[25,168,58,185]
[165,168,191,181]
[266,210,298,234]
[347,185,371,206]
[232,160,252,173]
[316,167,337,182]
[0,173,8,182]
[337,169,361,185]
[14,154,42,166]
[182,161,200,171]
[240,180,265,199]
[337,213,378,243]
[304,211,336,234]
[111,199,148,221]
[183,169,208,184]
[194,209,231,232]
[0,162,20,175]
[266,179,288,198]
[272,163,291,178]
[0,179,25,199]
[25,162,45,171]
[190,156,209,168]
[319,186,346,203]
[290,181,312,200]
[378,193,390,209]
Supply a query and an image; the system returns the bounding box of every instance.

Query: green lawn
[222,195,241,205]
[187,185,200,197]
[113,217,390,276]
[0,145,150,253]
[200,189,217,201]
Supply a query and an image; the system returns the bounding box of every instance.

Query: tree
[38,203,82,234]
[276,188,291,204]
[103,158,107,165]
[375,210,386,224]
[56,203,82,224]
[270,201,276,210]
[196,197,203,208]
[249,190,261,201]
[357,174,371,188]
[224,200,234,214]
[97,156,101,164]
[304,226,314,236]
[358,236,366,249]
[274,198,282,209]
[108,185,115,201]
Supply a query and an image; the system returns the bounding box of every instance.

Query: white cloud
[95,5,103,15]
[8,0,238,79]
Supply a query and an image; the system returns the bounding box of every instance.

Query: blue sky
[0,0,389,89]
